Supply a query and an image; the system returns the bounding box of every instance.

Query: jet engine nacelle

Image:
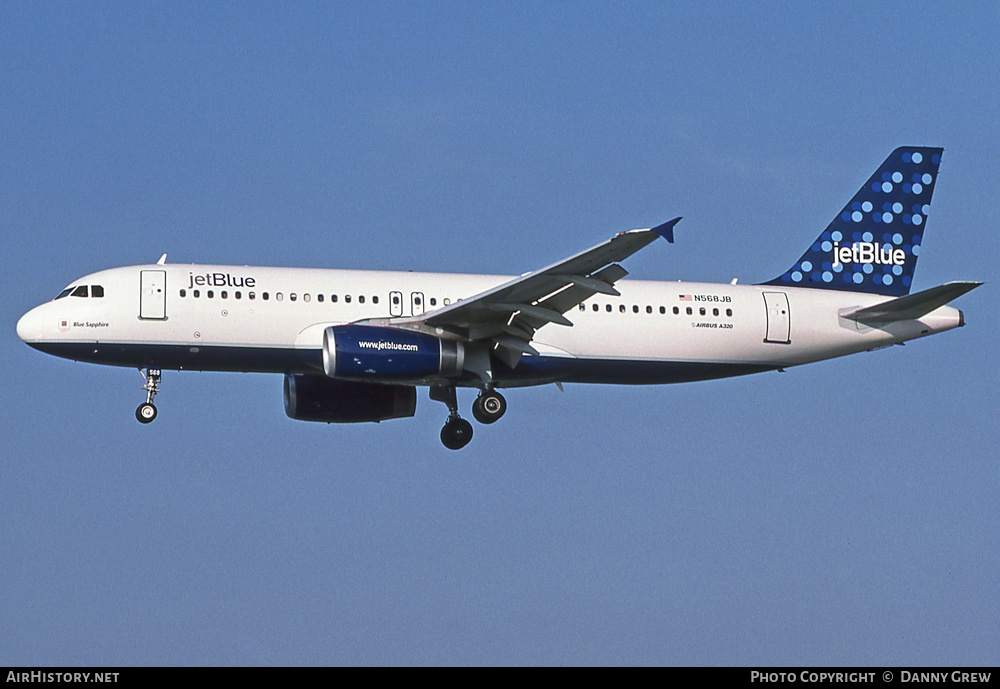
[283,374,416,423]
[323,325,464,381]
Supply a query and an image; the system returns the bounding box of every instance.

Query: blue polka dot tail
[762,147,943,296]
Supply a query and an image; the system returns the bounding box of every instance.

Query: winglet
[651,217,681,244]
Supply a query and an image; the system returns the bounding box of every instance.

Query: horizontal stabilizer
[843,281,982,324]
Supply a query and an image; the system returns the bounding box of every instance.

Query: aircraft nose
[16,305,45,342]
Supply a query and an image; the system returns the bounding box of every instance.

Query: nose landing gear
[135,368,161,424]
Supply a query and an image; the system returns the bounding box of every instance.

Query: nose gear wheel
[135,368,161,424]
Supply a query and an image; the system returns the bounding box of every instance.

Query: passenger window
[659,306,665,314]
[430,298,437,306]
[673,306,679,315]
[686,307,692,315]
[592,304,599,312]
[443,298,451,305]
[193,290,200,298]
[207,290,214,299]
[699,307,706,316]
[372,296,379,304]
[91,285,104,298]
[180,289,187,298]
[71,286,89,298]
[579,304,586,311]
[332,295,338,303]
[290,293,296,302]
[726,308,733,317]
[235,291,241,299]
[276,293,284,301]
[345,295,351,303]
[713,308,719,316]
[317,294,324,303]
[262,292,269,301]
[359,295,365,304]
[304,294,310,302]
[605,304,612,312]
[632,305,639,313]
[221,291,228,299]
[249,292,256,300]
[619,305,626,313]
[646,306,653,314]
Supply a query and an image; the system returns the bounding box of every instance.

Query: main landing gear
[472,389,507,425]
[135,367,161,424]
[430,385,473,450]
[431,385,508,450]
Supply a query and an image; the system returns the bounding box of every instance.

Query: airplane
[16,147,981,449]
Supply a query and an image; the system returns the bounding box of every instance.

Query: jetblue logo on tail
[764,147,942,297]
[832,241,905,269]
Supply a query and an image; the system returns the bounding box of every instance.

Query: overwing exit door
[411,292,425,316]
[389,291,403,317]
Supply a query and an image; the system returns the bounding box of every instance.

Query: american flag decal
[679,294,692,301]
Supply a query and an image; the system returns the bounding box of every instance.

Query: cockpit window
[55,284,104,299]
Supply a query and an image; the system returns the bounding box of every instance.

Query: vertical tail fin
[764,147,943,296]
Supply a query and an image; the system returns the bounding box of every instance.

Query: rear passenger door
[762,292,790,344]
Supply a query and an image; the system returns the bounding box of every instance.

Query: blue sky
[2,2,997,665]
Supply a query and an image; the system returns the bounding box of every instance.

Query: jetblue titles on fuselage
[187,272,257,289]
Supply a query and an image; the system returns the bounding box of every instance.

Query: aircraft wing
[392,218,679,367]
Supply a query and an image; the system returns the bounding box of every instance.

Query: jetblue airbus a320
[17,147,980,449]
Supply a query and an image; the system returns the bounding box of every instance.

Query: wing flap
[534,264,629,318]
[554,273,621,296]
[486,302,574,327]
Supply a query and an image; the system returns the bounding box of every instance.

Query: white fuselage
[16,263,965,387]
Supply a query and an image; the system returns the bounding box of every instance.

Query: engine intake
[323,325,464,381]
[283,374,416,423]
